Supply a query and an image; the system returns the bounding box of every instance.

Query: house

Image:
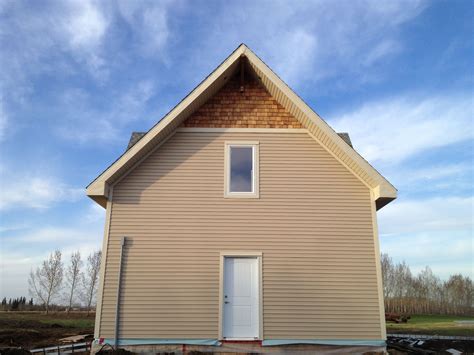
[87,44,396,354]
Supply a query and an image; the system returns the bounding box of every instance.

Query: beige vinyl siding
[99,130,382,340]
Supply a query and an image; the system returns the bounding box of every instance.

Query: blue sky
[0,0,473,299]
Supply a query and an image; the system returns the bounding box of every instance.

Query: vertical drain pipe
[114,236,126,349]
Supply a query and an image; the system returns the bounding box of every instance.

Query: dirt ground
[0,312,94,350]
[387,337,474,354]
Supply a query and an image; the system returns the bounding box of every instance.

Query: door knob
[224,301,230,304]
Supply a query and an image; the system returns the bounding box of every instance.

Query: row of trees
[1,297,34,311]
[28,249,101,314]
[381,253,473,315]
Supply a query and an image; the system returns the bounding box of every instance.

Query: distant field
[0,311,95,349]
[0,311,94,328]
[387,314,474,336]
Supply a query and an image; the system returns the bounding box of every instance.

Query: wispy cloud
[0,0,471,298]
[2,225,99,244]
[62,0,109,77]
[0,0,110,99]
[400,163,472,183]
[116,0,174,59]
[328,94,474,164]
[0,174,82,211]
[262,28,318,87]
[387,162,473,196]
[0,0,430,145]
[363,39,401,67]
[379,196,473,236]
[55,80,155,143]
[0,223,30,234]
[186,0,428,87]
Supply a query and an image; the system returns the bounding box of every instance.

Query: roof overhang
[87,44,397,210]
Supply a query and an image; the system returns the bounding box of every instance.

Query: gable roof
[87,44,396,209]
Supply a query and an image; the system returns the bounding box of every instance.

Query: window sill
[224,192,260,199]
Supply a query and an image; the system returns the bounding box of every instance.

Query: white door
[223,257,259,339]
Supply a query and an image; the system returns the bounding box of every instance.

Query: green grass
[0,311,95,329]
[387,314,474,336]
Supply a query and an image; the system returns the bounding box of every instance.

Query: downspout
[114,237,126,349]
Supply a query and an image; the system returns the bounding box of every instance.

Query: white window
[224,142,259,198]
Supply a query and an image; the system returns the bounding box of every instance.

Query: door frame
[218,251,263,341]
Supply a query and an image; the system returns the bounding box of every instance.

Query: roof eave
[374,183,397,210]
[86,182,110,208]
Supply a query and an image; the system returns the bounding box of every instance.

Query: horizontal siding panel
[99,131,381,340]
[105,226,373,233]
[108,263,376,270]
[108,215,372,222]
[105,236,374,242]
[110,205,372,211]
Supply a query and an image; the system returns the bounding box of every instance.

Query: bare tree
[82,250,101,316]
[381,253,473,316]
[28,250,63,314]
[65,251,82,314]
[381,253,395,311]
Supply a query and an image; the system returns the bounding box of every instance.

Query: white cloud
[269,29,318,86]
[65,0,108,51]
[0,175,82,211]
[63,0,109,76]
[329,94,474,164]
[187,0,428,88]
[116,0,173,58]
[378,196,474,236]
[0,0,110,98]
[363,39,401,67]
[0,0,430,144]
[55,80,156,143]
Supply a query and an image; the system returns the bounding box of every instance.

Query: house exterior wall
[97,129,383,341]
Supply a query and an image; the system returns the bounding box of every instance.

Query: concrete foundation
[91,341,386,354]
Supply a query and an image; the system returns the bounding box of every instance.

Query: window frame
[224,141,259,198]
